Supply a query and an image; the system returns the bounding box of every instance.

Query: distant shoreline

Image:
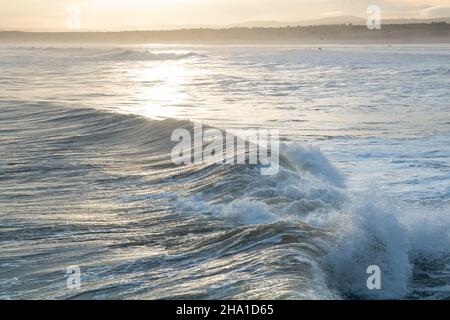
[1,24,449,44]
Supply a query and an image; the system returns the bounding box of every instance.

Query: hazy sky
[1,0,450,31]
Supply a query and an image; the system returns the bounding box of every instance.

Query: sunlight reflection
[124,61,191,119]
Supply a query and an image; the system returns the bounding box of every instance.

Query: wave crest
[89,48,203,61]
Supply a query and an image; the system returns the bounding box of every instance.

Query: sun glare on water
[117,60,192,120]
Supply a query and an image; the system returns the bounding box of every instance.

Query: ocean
[0,44,449,299]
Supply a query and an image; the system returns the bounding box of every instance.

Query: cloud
[420,5,450,18]
[2,1,450,31]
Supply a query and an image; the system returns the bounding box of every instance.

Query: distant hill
[3,15,450,32]
[228,16,450,28]
[229,15,366,28]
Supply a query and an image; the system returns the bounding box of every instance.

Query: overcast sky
[1,0,450,31]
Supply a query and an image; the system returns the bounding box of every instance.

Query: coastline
[1,24,449,44]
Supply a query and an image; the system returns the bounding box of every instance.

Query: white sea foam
[175,140,449,298]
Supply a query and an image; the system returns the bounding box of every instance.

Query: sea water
[0,44,449,299]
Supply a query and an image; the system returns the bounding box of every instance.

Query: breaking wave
[1,102,449,299]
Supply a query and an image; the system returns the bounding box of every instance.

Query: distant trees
[1,23,449,44]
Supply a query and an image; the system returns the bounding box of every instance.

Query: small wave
[88,48,203,61]
[7,46,205,61]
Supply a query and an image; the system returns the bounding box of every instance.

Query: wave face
[0,45,449,300]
